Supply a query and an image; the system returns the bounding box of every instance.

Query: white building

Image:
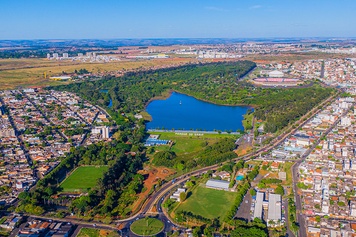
[170,188,186,202]
[91,126,110,139]
[267,194,282,226]
[206,179,230,191]
[269,70,284,78]
[350,201,356,217]
[344,159,351,171]
[102,126,109,139]
[23,88,35,93]
[254,192,264,220]
[341,116,351,127]
[63,53,69,58]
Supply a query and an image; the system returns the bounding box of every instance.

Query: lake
[146,92,252,132]
[100,89,112,108]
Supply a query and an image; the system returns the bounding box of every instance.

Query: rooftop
[206,179,230,190]
[267,193,282,221]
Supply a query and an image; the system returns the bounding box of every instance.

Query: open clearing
[0,58,197,90]
[132,166,175,212]
[149,131,238,154]
[59,166,108,193]
[175,185,237,219]
[130,218,164,236]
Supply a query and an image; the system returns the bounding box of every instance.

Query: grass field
[282,162,293,185]
[59,166,108,193]
[130,218,164,236]
[149,131,238,155]
[77,228,119,237]
[175,185,237,219]
[0,58,197,90]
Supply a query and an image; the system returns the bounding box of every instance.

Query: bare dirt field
[131,166,175,212]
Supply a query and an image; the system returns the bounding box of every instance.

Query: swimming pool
[236,175,244,181]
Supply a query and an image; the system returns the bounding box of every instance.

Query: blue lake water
[100,89,112,108]
[146,92,252,132]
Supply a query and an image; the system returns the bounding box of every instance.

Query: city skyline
[1,0,356,39]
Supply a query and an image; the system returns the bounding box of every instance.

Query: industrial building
[91,126,110,139]
[267,193,282,226]
[253,192,265,220]
[252,192,283,226]
[205,179,230,191]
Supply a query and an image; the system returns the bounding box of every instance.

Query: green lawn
[60,166,108,193]
[175,185,237,219]
[130,218,164,236]
[149,131,238,154]
[77,228,119,237]
[283,162,293,185]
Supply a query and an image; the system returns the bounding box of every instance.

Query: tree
[185,181,194,188]
[250,189,257,196]
[275,185,284,196]
[179,192,187,202]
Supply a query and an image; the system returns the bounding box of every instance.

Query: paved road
[8,92,340,237]
[283,198,295,237]
[115,92,339,231]
[146,93,339,232]
[291,100,352,237]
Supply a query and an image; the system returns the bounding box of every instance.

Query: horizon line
[1,36,356,41]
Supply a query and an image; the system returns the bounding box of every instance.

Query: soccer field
[175,185,237,219]
[59,166,108,193]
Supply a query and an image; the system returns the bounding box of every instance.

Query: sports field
[59,166,108,193]
[149,131,238,154]
[130,218,164,236]
[175,185,237,219]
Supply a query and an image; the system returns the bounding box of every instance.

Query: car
[168,221,170,223]
[245,200,248,203]
[136,218,139,220]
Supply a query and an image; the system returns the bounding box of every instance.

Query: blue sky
[0,0,355,39]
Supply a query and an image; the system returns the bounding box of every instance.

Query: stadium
[252,77,302,87]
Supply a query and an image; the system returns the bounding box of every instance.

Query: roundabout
[130,217,164,236]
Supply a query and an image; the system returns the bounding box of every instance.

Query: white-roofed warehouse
[267,193,282,226]
[206,179,230,191]
[253,192,264,219]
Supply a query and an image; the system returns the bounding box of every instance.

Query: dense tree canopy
[53,61,335,133]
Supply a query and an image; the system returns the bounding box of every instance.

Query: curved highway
[113,92,338,233]
[11,93,339,237]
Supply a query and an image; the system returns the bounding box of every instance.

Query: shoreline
[144,89,257,110]
[144,89,173,109]
[144,90,256,131]
[147,129,241,135]
[171,89,257,108]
